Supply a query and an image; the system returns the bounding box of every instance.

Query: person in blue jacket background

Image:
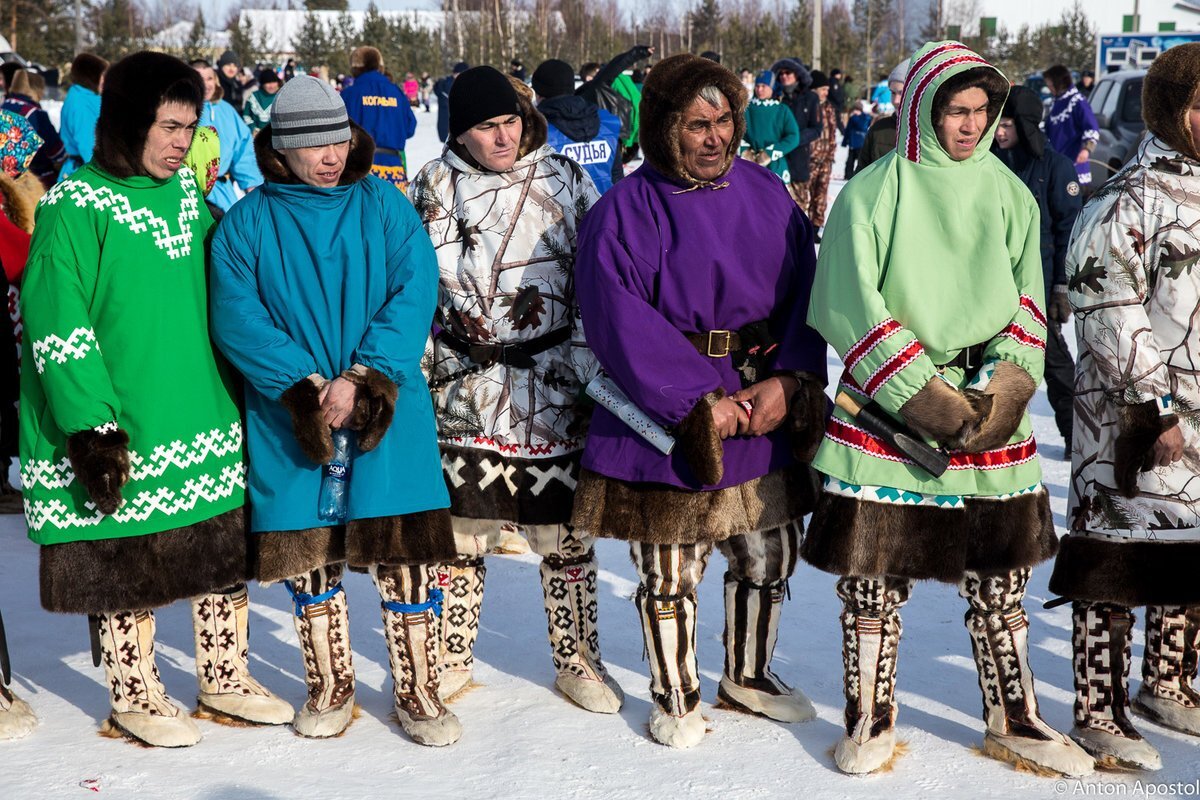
[209,76,459,747]
[191,59,263,212]
[342,46,417,191]
[531,58,622,193]
[434,61,468,142]
[56,53,106,182]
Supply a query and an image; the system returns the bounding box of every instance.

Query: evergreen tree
[292,11,331,69]
[304,0,347,10]
[690,0,721,53]
[183,10,208,62]
[90,0,146,61]
[228,13,270,70]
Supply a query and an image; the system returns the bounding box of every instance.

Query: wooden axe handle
[834,391,864,417]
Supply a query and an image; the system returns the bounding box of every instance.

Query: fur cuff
[957,361,1037,452]
[789,374,829,463]
[281,376,333,464]
[677,390,725,486]
[1114,400,1178,499]
[66,427,131,515]
[341,365,398,452]
[899,377,992,448]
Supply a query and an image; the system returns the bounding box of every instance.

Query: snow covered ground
[2,103,1198,800]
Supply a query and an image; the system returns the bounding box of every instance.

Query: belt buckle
[706,330,732,358]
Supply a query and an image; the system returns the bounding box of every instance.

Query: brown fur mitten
[341,364,398,452]
[677,389,725,486]
[281,376,333,464]
[899,376,992,449]
[1114,400,1178,499]
[789,373,830,462]
[67,426,130,515]
[957,361,1038,452]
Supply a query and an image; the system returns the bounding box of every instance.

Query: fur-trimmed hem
[442,446,579,526]
[1048,535,1200,606]
[253,526,345,583]
[801,489,1057,582]
[345,509,456,567]
[570,465,815,544]
[40,507,249,613]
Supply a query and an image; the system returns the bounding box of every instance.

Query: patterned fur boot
[717,572,815,723]
[376,565,461,746]
[1069,602,1161,770]
[540,551,624,713]
[635,585,705,748]
[285,567,356,738]
[1133,605,1200,735]
[833,576,910,773]
[192,585,293,725]
[96,610,201,747]
[0,682,36,741]
[437,556,484,700]
[961,570,1094,777]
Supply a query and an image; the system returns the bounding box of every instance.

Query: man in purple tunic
[1044,64,1100,188]
[572,53,829,749]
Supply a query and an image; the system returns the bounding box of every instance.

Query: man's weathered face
[679,92,734,182]
[935,86,990,161]
[281,140,350,187]
[141,101,198,179]
[456,114,523,172]
[994,117,1018,150]
[194,65,218,101]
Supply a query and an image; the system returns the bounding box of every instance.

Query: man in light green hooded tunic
[802,42,1094,777]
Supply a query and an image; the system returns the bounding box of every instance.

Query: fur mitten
[341,364,398,452]
[956,361,1037,452]
[1114,400,1179,498]
[789,373,829,462]
[677,389,725,486]
[281,375,333,464]
[67,425,130,514]
[899,376,992,448]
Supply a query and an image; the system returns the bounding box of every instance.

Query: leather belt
[438,327,571,369]
[686,330,742,358]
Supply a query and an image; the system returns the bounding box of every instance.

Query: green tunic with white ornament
[19,163,245,545]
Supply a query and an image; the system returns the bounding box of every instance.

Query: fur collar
[254,121,376,185]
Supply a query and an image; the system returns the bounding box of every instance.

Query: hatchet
[835,391,951,478]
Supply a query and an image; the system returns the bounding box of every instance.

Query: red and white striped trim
[825,417,1038,471]
[903,53,990,163]
[863,340,926,396]
[1018,294,1047,328]
[844,318,904,372]
[442,435,584,458]
[997,322,1046,352]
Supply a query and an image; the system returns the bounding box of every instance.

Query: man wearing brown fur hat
[573,53,829,748]
[342,46,418,191]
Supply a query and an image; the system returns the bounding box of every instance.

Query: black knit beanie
[531,59,575,99]
[449,66,521,138]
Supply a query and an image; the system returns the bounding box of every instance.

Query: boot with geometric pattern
[539,551,623,714]
[285,566,356,738]
[1069,602,1161,770]
[436,556,485,701]
[635,584,705,748]
[192,584,293,725]
[960,570,1094,777]
[1133,605,1200,736]
[0,682,36,741]
[96,609,201,747]
[718,572,815,723]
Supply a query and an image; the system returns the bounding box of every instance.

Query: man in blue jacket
[434,62,468,143]
[993,84,1083,453]
[342,46,417,191]
[531,58,622,193]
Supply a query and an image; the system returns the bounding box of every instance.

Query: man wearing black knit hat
[532,58,622,193]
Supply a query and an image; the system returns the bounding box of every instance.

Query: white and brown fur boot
[285,565,356,738]
[540,549,623,713]
[96,609,201,747]
[376,564,461,747]
[437,556,484,701]
[961,569,1094,777]
[0,681,36,741]
[1133,605,1200,735]
[192,584,293,725]
[833,575,910,774]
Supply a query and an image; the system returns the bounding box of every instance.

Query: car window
[1120,79,1142,124]
[1099,80,1120,119]
[1089,81,1112,118]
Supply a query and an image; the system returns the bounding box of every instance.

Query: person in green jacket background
[801,42,1094,778]
[611,71,641,163]
[19,51,291,748]
[241,68,280,133]
[740,70,800,183]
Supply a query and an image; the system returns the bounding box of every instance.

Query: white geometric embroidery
[526,464,576,495]
[441,453,467,488]
[40,168,200,260]
[24,463,245,532]
[32,327,99,374]
[478,458,519,495]
[20,422,243,490]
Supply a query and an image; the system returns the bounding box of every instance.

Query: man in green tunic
[803,42,1094,777]
[19,51,291,747]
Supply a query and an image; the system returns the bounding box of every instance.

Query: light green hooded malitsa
[807,41,1046,497]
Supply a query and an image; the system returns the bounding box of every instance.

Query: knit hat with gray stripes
[270,75,350,149]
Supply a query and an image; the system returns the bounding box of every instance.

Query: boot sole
[715,681,816,723]
[101,714,201,748]
[1131,696,1200,736]
[978,735,1094,778]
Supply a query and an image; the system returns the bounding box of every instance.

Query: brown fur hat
[639,53,748,186]
[255,119,376,185]
[446,74,548,166]
[1144,43,1200,161]
[350,46,383,78]
[69,52,108,93]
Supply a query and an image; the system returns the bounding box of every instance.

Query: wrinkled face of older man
[282,141,350,187]
[679,92,734,182]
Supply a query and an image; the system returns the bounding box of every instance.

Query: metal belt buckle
[706,330,732,358]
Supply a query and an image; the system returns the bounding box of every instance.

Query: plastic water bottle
[318,429,353,522]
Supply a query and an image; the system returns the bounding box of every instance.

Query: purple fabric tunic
[575,157,827,490]
[1046,87,1100,186]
